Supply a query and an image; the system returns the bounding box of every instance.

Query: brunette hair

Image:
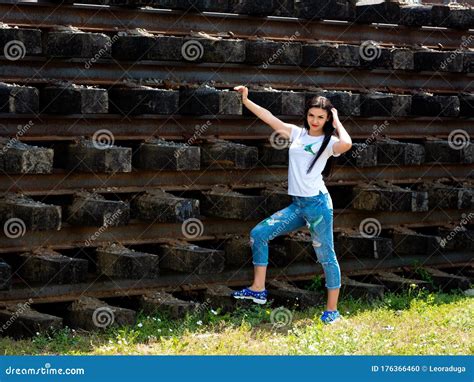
[303,95,337,178]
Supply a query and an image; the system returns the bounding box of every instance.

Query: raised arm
[234,85,296,140]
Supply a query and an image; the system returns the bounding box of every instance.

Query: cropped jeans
[249,190,341,289]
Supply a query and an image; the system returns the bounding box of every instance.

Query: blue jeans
[250,190,341,289]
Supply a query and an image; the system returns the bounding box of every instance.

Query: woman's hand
[234,85,249,101]
[331,107,341,129]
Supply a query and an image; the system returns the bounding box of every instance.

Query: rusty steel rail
[0,165,470,195]
[0,2,472,49]
[1,59,472,93]
[0,211,469,254]
[0,115,472,140]
[0,251,471,305]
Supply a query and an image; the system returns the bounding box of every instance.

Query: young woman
[231,85,352,324]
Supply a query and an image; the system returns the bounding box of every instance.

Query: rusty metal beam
[0,115,472,140]
[0,251,471,305]
[0,164,470,195]
[0,211,469,254]
[0,2,471,49]
[0,59,472,93]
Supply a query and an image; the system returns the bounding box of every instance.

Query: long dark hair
[304,96,337,178]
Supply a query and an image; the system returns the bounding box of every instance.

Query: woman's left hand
[330,108,340,129]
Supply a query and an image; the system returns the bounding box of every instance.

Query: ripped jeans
[250,190,341,289]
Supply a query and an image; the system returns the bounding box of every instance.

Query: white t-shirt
[287,125,341,197]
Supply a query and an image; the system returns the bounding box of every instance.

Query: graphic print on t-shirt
[303,143,319,155]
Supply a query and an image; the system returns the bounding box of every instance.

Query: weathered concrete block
[273,0,294,17]
[223,235,252,268]
[231,0,275,16]
[204,284,245,311]
[399,4,432,27]
[109,86,178,115]
[432,5,474,29]
[0,25,42,58]
[283,232,320,265]
[424,140,472,164]
[244,90,282,116]
[159,241,225,274]
[368,272,433,293]
[359,45,393,70]
[338,233,393,259]
[131,189,200,222]
[201,139,258,169]
[67,191,130,227]
[260,143,289,167]
[352,184,428,212]
[179,86,242,115]
[411,94,460,117]
[338,143,377,167]
[414,49,463,73]
[0,304,62,339]
[417,183,473,210]
[281,91,305,116]
[18,248,88,284]
[459,93,474,117]
[67,296,135,330]
[392,48,414,71]
[246,40,302,66]
[355,1,400,24]
[66,139,132,173]
[261,188,293,216]
[340,276,384,300]
[139,291,200,319]
[302,43,359,68]
[0,259,11,291]
[295,0,355,20]
[44,27,112,58]
[305,90,359,116]
[41,85,108,114]
[438,226,474,252]
[376,138,425,166]
[360,93,411,117]
[201,186,265,220]
[244,90,304,117]
[392,229,441,256]
[0,138,54,174]
[97,243,159,279]
[112,30,155,61]
[148,35,183,61]
[135,138,200,171]
[0,82,39,114]
[0,193,61,232]
[268,280,325,309]
[181,36,246,63]
[463,51,473,73]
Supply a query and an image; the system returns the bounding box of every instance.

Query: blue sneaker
[320,310,341,324]
[231,287,268,304]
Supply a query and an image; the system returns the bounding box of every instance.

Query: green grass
[1,286,472,355]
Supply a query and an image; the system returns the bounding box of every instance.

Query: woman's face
[307,107,329,136]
